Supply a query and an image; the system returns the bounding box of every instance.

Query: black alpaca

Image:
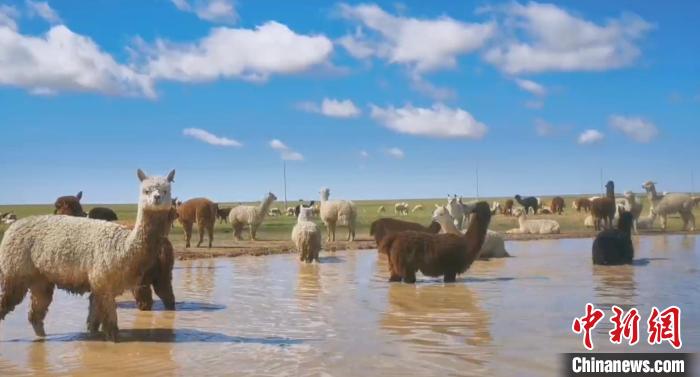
[294,200,315,218]
[87,207,119,221]
[592,209,634,265]
[514,195,539,215]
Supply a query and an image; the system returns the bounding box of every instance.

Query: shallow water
[0,235,698,376]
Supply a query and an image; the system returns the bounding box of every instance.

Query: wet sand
[0,235,698,376]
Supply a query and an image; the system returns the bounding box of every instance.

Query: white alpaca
[490,201,501,214]
[228,192,277,241]
[268,208,282,217]
[643,181,697,231]
[319,188,357,242]
[446,195,466,229]
[432,205,509,258]
[411,204,424,213]
[507,208,560,234]
[292,207,322,263]
[0,169,175,341]
[0,211,17,225]
[377,205,386,214]
[394,202,409,216]
[286,207,296,217]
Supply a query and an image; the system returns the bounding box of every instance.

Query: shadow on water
[173,266,223,270]
[631,257,669,266]
[4,329,309,345]
[116,301,226,312]
[318,256,344,264]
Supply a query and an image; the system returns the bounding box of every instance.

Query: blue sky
[0,0,698,204]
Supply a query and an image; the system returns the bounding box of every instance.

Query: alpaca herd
[0,173,697,342]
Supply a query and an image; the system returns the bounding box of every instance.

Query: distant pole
[475,161,480,200]
[283,160,288,210]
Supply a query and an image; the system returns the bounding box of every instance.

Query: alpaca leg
[86,294,101,334]
[330,223,336,242]
[153,279,175,311]
[99,295,119,342]
[183,222,193,248]
[0,280,28,321]
[207,222,214,248]
[403,270,417,284]
[132,284,153,311]
[444,272,457,283]
[250,224,257,241]
[196,223,205,247]
[28,280,55,337]
[688,212,696,232]
[660,215,668,231]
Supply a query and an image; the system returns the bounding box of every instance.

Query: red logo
[647,306,682,349]
[609,305,640,346]
[572,303,605,350]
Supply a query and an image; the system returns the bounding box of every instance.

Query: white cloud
[534,118,553,136]
[143,21,333,83]
[386,147,405,159]
[338,3,495,73]
[514,78,546,96]
[409,74,456,101]
[0,5,19,31]
[0,25,155,97]
[525,99,544,109]
[359,150,369,158]
[26,1,61,24]
[269,139,303,161]
[608,115,658,143]
[171,0,237,24]
[578,129,604,145]
[183,128,242,147]
[298,98,361,118]
[370,103,487,139]
[484,2,652,74]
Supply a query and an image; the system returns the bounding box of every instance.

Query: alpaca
[539,206,553,215]
[433,207,509,259]
[370,218,441,249]
[131,205,177,311]
[217,207,232,224]
[87,207,118,221]
[229,192,277,241]
[394,202,409,216]
[380,202,491,283]
[292,207,322,263]
[642,181,696,231]
[377,205,386,214]
[294,200,316,218]
[0,169,175,341]
[506,208,560,234]
[446,195,466,229]
[177,198,217,248]
[514,195,539,215]
[551,196,565,215]
[590,181,616,231]
[286,207,296,217]
[502,199,514,216]
[54,191,86,217]
[1,212,17,225]
[573,198,592,213]
[319,188,357,242]
[592,210,634,265]
[411,204,424,213]
[268,208,282,217]
[490,201,501,215]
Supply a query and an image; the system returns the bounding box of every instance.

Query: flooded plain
[0,235,698,376]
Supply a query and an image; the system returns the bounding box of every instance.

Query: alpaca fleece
[87,207,118,221]
[370,218,441,249]
[592,211,634,265]
[292,208,322,263]
[177,198,217,248]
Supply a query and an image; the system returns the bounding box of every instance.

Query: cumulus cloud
[578,129,604,145]
[514,78,546,96]
[0,25,155,97]
[183,128,242,147]
[370,103,487,139]
[484,2,653,74]
[608,115,658,143]
[386,147,405,159]
[0,5,19,31]
[26,0,61,24]
[270,139,303,161]
[171,0,237,24]
[409,74,456,101]
[297,98,361,118]
[534,118,553,136]
[338,3,495,73]
[142,21,333,83]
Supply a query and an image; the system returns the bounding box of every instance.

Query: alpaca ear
[167,169,176,182]
[137,169,147,182]
[76,191,82,201]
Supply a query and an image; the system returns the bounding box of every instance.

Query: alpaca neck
[464,213,489,259]
[436,216,461,235]
[606,187,615,200]
[256,197,274,220]
[131,207,172,248]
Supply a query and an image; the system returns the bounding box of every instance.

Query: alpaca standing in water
[592,209,634,265]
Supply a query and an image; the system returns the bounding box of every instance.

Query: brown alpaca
[370,218,441,250]
[177,198,217,248]
[574,198,592,213]
[54,191,86,217]
[551,196,565,215]
[217,207,232,224]
[502,199,514,216]
[131,205,177,311]
[380,201,492,283]
[591,181,616,231]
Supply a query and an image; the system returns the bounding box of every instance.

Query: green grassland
[2,195,698,244]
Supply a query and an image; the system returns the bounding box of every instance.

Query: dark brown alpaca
[591,181,616,231]
[502,199,514,216]
[370,218,441,250]
[574,198,592,213]
[381,201,492,283]
[551,196,565,215]
[54,191,86,217]
[217,207,232,224]
[177,198,218,248]
[131,207,177,311]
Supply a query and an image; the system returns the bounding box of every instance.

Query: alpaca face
[320,188,330,201]
[297,207,314,222]
[137,169,175,210]
[267,192,278,202]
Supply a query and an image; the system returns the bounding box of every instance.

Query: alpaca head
[137,169,175,210]
[265,192,278,202]
[54,191,86,217]
[432,205,449,218]
[617,209,634,234]
[514,194,522,201]
[642,181,656,193]
[320,188,330,201]
[432,210,454,228]
[468,201,492,226]
[297,207,314,222]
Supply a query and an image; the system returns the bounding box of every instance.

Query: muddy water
[0,235,698,376]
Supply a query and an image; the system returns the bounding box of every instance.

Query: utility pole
[283,160,288,210]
